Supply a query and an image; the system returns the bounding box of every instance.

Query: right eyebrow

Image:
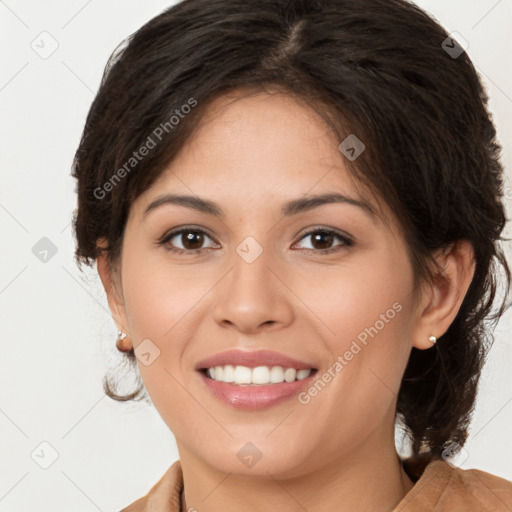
[143,194,224,221]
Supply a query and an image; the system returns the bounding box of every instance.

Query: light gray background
[1,1,511,510]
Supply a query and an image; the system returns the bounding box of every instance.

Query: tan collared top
[119,458,512,511]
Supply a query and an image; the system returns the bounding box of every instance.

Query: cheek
[119,247,218,414]
[121,244,213,341]
[295,248,413,346]
[291,271,413,460]
[297,249,414,405]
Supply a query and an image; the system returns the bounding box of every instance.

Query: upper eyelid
[158,227,218,248]
[292,229,353,249]
[160,226,352,248]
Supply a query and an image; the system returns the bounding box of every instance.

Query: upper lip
[195,349,317,371]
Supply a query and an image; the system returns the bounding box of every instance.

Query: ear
[96,238,133,352]
[412,239,476,350]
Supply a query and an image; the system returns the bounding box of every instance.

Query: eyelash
[157,226,354,256]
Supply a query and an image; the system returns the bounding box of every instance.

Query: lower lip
[198,370,317,410]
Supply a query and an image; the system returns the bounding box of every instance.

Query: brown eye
[294,229,353,253]
[310,232,335,250]
[179,230,205,250]
[159,228,218,254]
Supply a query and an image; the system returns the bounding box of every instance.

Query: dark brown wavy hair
[71,0,510,479]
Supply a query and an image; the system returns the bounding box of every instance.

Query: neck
[178,430,415,512]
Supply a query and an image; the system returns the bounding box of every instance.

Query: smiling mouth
[199,365,318,386]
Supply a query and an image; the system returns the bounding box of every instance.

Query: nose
[213,247,295,334]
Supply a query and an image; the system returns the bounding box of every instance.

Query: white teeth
[252,366,270,384]
[205,365,312,385]
[284,368,297,382]
[234,365,252,384]
[269,366,284,383]
[296,369,311,380]
[222,364,235,382]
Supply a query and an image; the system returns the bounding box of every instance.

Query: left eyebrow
[280,192,376,220]
[142,192,376,222]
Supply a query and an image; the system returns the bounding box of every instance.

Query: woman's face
[106,91,426,478]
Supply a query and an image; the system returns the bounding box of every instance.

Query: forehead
[132,89,391,228]
[188,89,340,166]
[140,93,358,193]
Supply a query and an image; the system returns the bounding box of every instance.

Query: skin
[97,90,475,512]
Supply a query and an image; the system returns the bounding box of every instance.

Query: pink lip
[194,349,317,371]
[194,349,318,410]
[198,371,317,410]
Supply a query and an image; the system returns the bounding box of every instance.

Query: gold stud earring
[429,335,437,344]
[116,330,130,352]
